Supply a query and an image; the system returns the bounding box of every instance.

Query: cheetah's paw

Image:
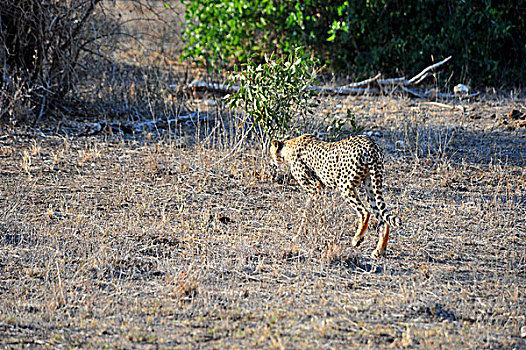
[371,248,386,259]
[352,237,364,248]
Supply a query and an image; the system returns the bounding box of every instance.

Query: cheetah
[270,134,401,258]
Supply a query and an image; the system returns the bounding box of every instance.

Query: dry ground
[1,95,526,349]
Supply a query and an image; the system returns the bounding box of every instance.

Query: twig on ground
[422,101,465,112]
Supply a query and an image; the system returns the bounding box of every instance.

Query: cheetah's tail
[368,157,402,229]
[382,212,402,228]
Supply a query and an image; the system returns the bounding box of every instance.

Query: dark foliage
[183,0,526,86]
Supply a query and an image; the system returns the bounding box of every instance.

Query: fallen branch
[399,86,425,99]
[407,56,452,85]
[341,73,381,88]
[321,56,451,91]
[171,81,239,94]
[306,86,379,95]
[377,77,408,85]
[173,80,379,96]
[78,111,213,136]
[174,81,380,96]
[132,111,213,133]
[424,90,480,100]
[173,56,477,100]
[421,101,465,112]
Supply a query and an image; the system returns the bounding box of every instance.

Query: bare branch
[176,56,477,100]
[407,56,452,85]
[377,77,407,85]
[400,86,425,98]
[306,86,378,95]
[341,73,381,88]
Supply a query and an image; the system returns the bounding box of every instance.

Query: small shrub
[326,109,364,142]
[0,0,117,123]
[226,48,319,141]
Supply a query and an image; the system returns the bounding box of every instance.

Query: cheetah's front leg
[295,196,314,240]
[291,162,322,240]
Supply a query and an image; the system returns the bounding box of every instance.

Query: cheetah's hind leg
[341,187,371,248]
[364,167,391,258]
[371,223,390,259]
[351,212,370,248]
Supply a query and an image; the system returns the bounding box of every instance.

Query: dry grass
[1,2,525,348]
[1,93,525,348]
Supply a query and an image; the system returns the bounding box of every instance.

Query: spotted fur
[270,134,401,258]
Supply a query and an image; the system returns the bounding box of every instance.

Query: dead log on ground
[173,56,478,99]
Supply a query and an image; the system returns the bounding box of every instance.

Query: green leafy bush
[182,0,525,86]
[226,49,318,140]
[181,0,303,70]
[322,1,524,85]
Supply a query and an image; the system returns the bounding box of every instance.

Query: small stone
[521,325,526,338]
[454,84,471,95]
[365,130,383,137]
